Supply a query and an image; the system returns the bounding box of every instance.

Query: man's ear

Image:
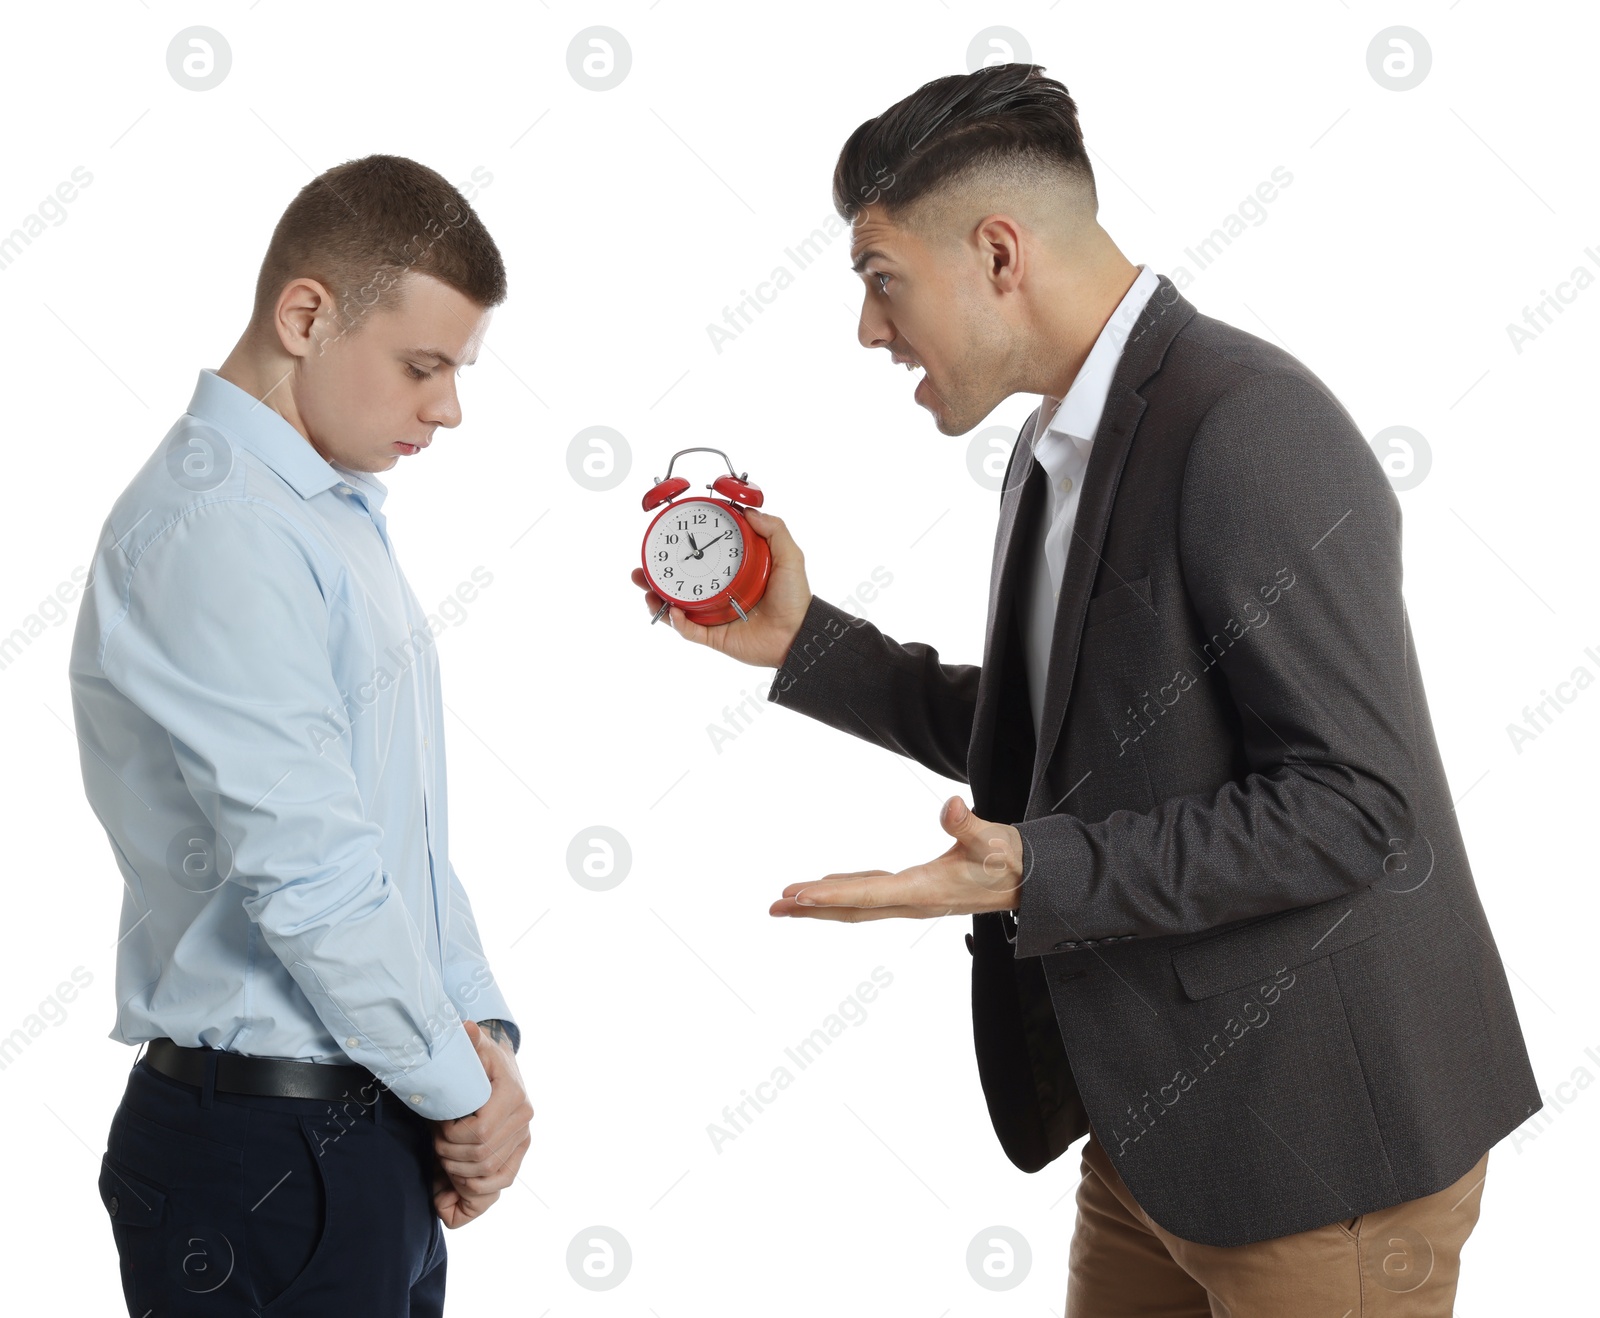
[974,214,1024,291]
[272,276,337,361]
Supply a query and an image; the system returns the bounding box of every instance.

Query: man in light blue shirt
[71,154,531,1314]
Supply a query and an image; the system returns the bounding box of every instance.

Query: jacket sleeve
[1011,369,1418,958]
[101,499,492,1118]
[765,594,976,784]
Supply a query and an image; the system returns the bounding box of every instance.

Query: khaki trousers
[1066,1134,1490,1317]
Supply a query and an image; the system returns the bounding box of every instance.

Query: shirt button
[1060,476,1073,493]
[409,1093,423,1104]
[345,1036,359,1049]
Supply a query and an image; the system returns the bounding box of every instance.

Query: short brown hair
[250,153,507,336]
[832,63,1096,224]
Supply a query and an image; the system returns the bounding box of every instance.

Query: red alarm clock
[640,447,772,626]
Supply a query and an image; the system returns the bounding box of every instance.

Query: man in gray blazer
[636,64,1539,1312]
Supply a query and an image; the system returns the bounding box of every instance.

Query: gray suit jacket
[765,273,1540,1246]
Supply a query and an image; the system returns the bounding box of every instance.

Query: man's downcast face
[297,271,493,473]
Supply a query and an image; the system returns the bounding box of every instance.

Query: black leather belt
[145,1037,383,1102]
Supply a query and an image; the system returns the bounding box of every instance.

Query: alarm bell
[641,476,690,512]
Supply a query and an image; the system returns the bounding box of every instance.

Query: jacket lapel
[1029,276,1196,797]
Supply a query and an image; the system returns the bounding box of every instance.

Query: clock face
[645,499,745,604]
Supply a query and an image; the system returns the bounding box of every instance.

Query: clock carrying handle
[658,446,740,481]
[653,447,765,508]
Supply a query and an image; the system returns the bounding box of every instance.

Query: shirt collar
[334,463,390,514]
[1036,262,1161,461]
[185,368,388,511]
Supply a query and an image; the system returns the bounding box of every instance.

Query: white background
[2,1,1596,1313]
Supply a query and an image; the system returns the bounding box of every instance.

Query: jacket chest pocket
[1084,574,1153,628]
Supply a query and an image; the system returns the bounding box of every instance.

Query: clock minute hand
[689,531,729,559]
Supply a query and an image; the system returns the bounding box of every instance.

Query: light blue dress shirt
[69,367,518,1120]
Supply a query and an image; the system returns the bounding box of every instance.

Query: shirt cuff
[388,1018,491,1120]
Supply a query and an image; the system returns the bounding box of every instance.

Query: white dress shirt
[1023,263,1160,738]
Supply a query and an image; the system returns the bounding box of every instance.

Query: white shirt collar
[1034,263,1160,468]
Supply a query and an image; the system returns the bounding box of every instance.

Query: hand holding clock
[631,507,812,667]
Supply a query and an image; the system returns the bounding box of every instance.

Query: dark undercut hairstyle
[249,153,507,338]
[831,63,1096,225]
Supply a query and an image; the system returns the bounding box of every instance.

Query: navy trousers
[98,1052,447,1316]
